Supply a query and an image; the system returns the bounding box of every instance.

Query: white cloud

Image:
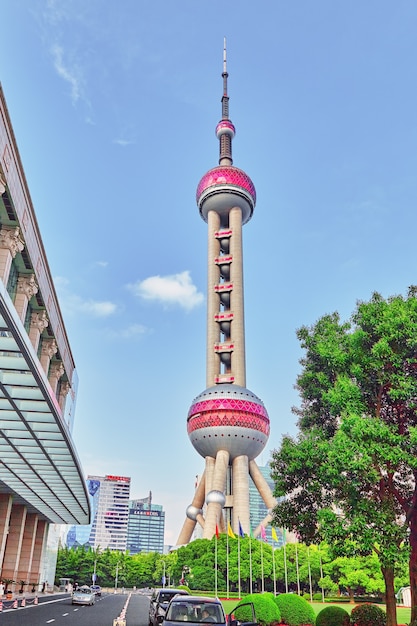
[78,299,117,317]
[54,277,118,318]
[108,324,149,339]
[50,44,82,105]
[113,138,135,147]
[128,271,204,312]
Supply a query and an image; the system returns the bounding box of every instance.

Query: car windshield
[159,592,178,603]
[166,602,225,623]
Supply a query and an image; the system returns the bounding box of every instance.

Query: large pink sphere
[196,166,256,224]
[187,384,270,461]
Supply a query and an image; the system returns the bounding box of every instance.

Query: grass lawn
[220,599,411,624]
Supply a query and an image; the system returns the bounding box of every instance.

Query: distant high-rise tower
[176,42,276,545]
[127,492,165,554]
[68,474,130,551]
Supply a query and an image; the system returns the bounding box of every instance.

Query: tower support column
[203,450,229,538]
[229,207,245,387]
[232,454,250,534]
[206,210,221,387]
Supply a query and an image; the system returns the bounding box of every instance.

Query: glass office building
[67,474,130,551]
[127,494,165,554]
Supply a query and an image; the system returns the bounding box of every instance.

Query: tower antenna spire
[219,38,234,164]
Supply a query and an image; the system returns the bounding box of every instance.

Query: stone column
[48,361,65,396]
[0,226,24,285]
[30,520,47,590]
[232,454,250,534]
[40,338,58,377]
[58,380,71,413]
[206,210,221,387]
[2,504,27,584]
[229,207,246,387]
[29,310,49,353]
[16,513,38,584]
[14,274,39,323]
[0,493,13,571]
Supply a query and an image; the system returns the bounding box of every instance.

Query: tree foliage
[271,289,417,626]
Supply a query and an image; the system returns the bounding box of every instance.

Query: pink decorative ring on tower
[187,384,270,461]
[196,165,256,225]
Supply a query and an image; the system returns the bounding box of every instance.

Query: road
[0,592,150,626]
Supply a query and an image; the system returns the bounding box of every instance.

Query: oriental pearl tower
[176,42,276,545]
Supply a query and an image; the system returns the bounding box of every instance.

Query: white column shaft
[203,450,229,539]
[206,211,221,387]
[229,207,245,387]
[232,455,250,534]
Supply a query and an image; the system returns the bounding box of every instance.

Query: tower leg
[249,460,277,509]
[232,455,250,534]
[249,460,277,536]
[203,450,229,539]
[176,472,206,546]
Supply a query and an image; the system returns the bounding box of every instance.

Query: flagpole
[272,541,276,596]
[319,553,325,603]
[249,533,253,594]
[238,532,241,598]
[283,529,288,593]
[215,533,218,597]
[308,546,312,601]
[226,531,229,598]
[295,542,300,595]
[261,539,264,593]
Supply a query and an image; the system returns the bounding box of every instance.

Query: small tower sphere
[196,165,256,224]
[216,119,236,139]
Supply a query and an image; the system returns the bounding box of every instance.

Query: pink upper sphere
[196,166,256,206]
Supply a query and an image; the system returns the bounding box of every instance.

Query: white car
[72,585,96,605]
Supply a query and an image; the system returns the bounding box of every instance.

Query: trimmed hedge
[274,593,316,626]
[350,604,387,626]
[235,593,281,626]
[316,606,350,626]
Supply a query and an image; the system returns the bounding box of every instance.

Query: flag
[215,524,219,539]
[238,520,245,538]
[271,527,279,543]
[260,525,267,541]
[227,521,236,539]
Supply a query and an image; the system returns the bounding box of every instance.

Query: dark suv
[160,595,257,626]
[149,588,189,626]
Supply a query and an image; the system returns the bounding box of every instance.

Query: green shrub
[313,593,323,601]
[235,593,280,626]
[350,604,386,626]
[177,584,191,593]
[316,606,350,626]
[303,593,311,600]
[274,593,316,626]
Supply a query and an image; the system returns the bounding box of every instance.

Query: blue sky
[3,1,417,545]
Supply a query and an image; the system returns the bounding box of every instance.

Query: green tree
[271,289,417,626]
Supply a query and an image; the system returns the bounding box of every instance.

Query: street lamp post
[114,562,119,594]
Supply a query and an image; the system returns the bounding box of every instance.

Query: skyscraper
[176,43,276,545]
[127,493,165,554]
[67,474,130,551]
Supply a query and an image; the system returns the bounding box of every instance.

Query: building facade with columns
[0,85,90,591]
